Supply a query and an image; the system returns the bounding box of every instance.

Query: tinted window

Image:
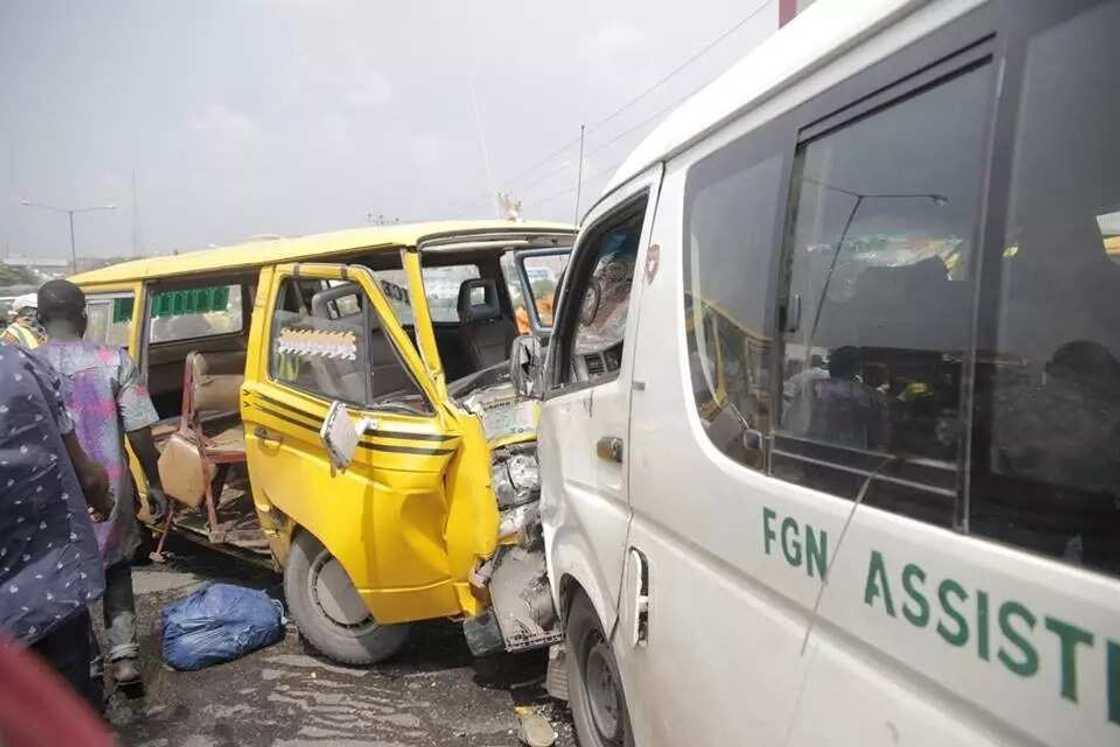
[773,64,993,527]
[684,132,785,468]
[150,284,243,343]
[971,2,1120,574]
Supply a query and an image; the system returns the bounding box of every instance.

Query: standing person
[0,294,45,349]
[36,279,168,688]
[0,340,114,709]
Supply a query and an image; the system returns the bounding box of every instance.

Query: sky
[0,0,778,260]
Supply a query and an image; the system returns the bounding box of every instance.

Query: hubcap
[311,555,372,629]
[585,638,623,742]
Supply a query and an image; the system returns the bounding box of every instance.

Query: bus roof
[70,219,575,286]
[602,0,983,200]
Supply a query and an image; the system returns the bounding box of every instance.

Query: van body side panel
[622,163,1019,747]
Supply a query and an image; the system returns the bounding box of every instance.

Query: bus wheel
[284,530,409,666]
[566,591,634,747]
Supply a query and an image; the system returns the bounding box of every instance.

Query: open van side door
[242,262,476,624]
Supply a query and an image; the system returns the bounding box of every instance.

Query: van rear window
[149,284,244,343]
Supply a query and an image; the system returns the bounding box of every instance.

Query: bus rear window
[149,285,244,343]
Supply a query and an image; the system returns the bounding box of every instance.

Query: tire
[284,530,410,666]
[566,591,635,747]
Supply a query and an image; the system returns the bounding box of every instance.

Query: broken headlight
[491,461,518,508]
[506,453,540,492]
[491,448,541,510]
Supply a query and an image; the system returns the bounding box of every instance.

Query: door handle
[596,436,623,463]
[254,426,284,447]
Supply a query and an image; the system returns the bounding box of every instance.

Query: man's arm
[63,432,112,520]
[126,427,167,520]
[115,351,167,521]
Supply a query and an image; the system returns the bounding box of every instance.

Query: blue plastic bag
[161,583,285,671]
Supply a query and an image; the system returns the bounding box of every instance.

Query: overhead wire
[502,0,774,191]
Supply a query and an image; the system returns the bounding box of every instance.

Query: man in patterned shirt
[0,340,113,708]
[36,279,168,688]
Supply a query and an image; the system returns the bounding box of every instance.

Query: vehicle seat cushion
[456,279,517,370]
[158,432,213,508]
[207,423,246,454]
[190,351,246,414]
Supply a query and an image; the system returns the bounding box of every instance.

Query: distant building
[3,255,69,271]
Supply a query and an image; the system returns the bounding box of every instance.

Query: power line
[585,0,772,133]
[524,13,768,207]
[502,0,773,188]
[504,134,584,187]
[532,156,627,209]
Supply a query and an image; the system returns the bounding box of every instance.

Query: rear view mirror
[509,334,544,399]
[319,401,374,475]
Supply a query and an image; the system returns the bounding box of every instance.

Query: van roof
[602,0,982,198]
[70,219,575,286]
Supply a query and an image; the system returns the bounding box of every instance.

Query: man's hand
[63,432,113,519]
[147,485,169,523]
[80,463,113,520]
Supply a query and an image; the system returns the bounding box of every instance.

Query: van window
[971,2,1120,575]
[503,252,569,331]
[560,199,645,385]
[684,130,785,468]
[773,64,993,527]
[150,284,244,343]
[84,293,134,348]
[269,278,431,413]
[376,265,480,324]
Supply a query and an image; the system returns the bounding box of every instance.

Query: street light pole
[20,200,117,272]
[67,210,76,270]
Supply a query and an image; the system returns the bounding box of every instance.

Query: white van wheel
[284,530,410,666]
[566,591,634,747]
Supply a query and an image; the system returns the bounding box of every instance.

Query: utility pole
[573,124,586,224]
[20,200,116,272]
[131,169,142,257]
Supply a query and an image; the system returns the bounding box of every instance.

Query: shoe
[112,658,142,686]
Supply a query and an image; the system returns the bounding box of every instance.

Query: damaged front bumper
[464,443,562,657]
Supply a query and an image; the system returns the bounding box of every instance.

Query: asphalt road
[94,537,576,747]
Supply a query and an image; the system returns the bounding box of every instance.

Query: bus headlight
[506,453,540,492]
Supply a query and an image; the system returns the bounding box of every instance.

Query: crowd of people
[0,280,168,743]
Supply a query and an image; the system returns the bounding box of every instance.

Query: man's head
[11,293,37,322]
[829,346,863,381]
[37,280,87,337]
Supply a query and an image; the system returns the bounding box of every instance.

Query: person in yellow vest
[0,294,46,349]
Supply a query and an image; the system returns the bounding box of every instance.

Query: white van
[532,0,1120,745]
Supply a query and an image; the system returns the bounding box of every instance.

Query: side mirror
[509,334,544,399]
[319,401,374,475]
